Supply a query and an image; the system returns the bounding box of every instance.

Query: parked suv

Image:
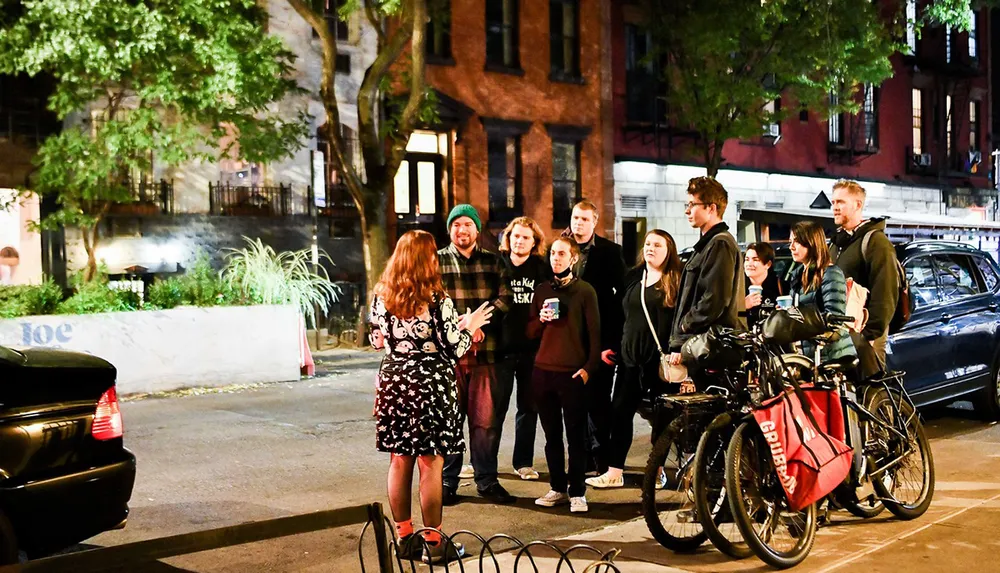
[888,241,1000,418]
[0,345,136,563]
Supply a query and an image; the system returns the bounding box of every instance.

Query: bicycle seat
[819,356,859,375]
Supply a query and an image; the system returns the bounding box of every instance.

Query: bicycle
[799,315,935,521]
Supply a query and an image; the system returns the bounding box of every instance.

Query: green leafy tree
[0,0,308,281]
[644,0,899,176]
[286,0,431,300]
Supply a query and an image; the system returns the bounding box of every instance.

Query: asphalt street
[82,353,1000,572]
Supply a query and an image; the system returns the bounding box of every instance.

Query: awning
[740,207,1000,238]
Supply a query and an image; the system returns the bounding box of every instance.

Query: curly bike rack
[358,514,622,572]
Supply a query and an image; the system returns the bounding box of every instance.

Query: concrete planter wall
[0,305,301,394]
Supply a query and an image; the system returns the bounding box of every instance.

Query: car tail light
[93,387,124,441]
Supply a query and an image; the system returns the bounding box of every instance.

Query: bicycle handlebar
[824,313,855,326]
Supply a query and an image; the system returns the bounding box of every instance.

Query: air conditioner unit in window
[913,153,932,167]
[763,124,781,138]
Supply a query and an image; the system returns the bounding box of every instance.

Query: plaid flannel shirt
[438,243,511,365]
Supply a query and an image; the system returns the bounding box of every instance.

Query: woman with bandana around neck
[526,237,601,514]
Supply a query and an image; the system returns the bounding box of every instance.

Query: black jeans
[443,362,503,492]
[497,351,539,470]
[533,367,588,497]
[584,363,614,469]
[608,360,662,469]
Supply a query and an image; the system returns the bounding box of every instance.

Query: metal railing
[110,178,173,215]
[209,182,296,216]
[0,502,623,572]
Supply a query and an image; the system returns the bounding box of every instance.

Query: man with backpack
[828,179,905,368]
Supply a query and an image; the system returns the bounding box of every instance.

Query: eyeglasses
[684,202,707,210]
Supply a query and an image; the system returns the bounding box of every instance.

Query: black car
[0,345,136,563]
[888,241,1000,417]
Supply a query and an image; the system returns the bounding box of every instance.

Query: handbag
[752,382,853,511]
[639,270,679,382]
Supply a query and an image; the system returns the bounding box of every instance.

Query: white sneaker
[570,496,589,513]
[516,467,540,480]
[656,467,668,490]
[458,464,474,479]
[535,490,569,507]
[585,472,624,489]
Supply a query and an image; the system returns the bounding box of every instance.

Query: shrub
[147,277,185,309]
[0,281,64,318]
[178,252,237,307]
[222,237,340,325]
[57,272,138,315]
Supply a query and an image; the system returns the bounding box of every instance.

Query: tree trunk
[354,188,390,345]
[706,140,724,177]
[80,222,100,282]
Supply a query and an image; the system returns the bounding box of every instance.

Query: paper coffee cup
[542,297,561,319]
[748,285,763,296]
[775,295,793,309]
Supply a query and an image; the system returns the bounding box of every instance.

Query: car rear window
[974,255,1000,292]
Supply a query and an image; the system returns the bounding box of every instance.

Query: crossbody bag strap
[640,270,665,354]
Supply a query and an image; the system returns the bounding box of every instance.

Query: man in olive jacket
[828,180,900,365]
[668,177,746,361]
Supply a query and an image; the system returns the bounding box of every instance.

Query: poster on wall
[0,189,43,285]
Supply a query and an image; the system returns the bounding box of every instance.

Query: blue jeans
[443,362,503,492]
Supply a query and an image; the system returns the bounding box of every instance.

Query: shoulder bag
[640,270,682,382]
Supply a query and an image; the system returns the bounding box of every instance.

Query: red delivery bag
[753,385,852,511]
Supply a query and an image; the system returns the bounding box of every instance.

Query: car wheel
[974,356,1000,421]
[0,510,17,565]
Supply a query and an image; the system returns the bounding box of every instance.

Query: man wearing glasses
[667,177,746,370]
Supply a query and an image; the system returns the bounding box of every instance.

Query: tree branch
[357,3,415,194]
[388,0,427,172]
[364,0,387,46]
[286,0,363,197]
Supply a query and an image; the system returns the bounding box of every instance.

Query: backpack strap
[860,229,878,265]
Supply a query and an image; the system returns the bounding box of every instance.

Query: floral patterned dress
[369,293,471,455]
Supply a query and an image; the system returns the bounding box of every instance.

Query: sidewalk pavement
[483,422,1000,572]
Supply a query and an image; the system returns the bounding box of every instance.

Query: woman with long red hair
[368,230,493,564]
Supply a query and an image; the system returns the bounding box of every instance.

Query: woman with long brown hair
[587,229,683,489]
[368,230,493,564]
[788,221,856,363]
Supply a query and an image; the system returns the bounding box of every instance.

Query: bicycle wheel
[642,417,707,552]
[693,419,752,558]
[726,421,817,569]
[835,485,885,519]
[866,388,935,520]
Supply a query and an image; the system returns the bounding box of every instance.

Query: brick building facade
[610,1,996,263]
[393,0,615,244]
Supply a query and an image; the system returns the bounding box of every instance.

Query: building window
[946,25,952,63]
[335,53,351,74]
[946,95,953,161]
[312,0,349,42]
[487,134,521,223]
[427,0,452,60]
[625,24,661,124]
[828,90,842,145]
[968,9,978,59]
[552,141,580,226]
[550,0,579,80]
[486,0,519,69]
[862,83,878,149]
[912,88,923,155]
[905,0,917,54]
[969,101,980,152]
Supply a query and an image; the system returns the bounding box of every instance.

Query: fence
[0,502,622,572]
[209,182,296,216]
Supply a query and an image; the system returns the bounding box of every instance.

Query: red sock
[421,527,443,545]
[395,519,413,538]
